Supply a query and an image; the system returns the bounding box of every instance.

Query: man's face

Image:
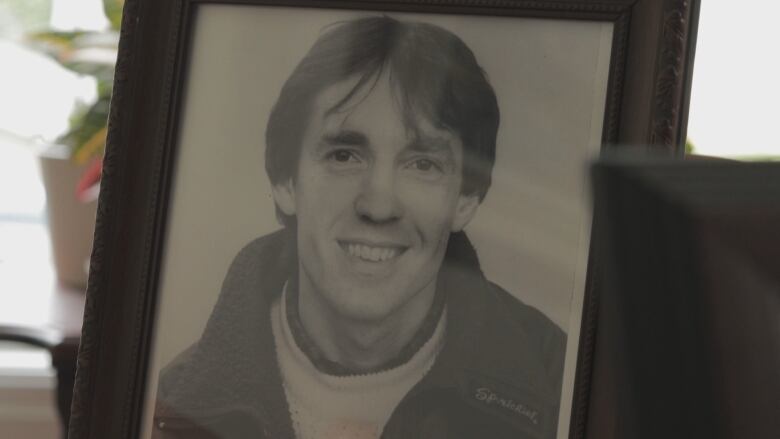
[273,75,480,323]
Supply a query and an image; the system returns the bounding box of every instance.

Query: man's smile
[338,240,408,263]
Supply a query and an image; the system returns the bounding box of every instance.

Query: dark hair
[266,16,500,224]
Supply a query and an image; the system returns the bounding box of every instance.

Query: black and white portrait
[142,5,613,439]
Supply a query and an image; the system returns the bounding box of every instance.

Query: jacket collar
[156,229,296,437]
[417,231,559,403]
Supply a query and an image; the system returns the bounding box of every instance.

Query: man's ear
[271,179,296,216]
[451,193,480,232]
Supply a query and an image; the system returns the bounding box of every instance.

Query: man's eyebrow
[406,135,455,155]
[320,130,368,147]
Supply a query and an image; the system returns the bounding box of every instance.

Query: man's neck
[296,280,438,374]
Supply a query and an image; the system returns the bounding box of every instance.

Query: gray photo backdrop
[143,5,612,438]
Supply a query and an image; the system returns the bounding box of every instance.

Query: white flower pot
[38,145,97,289]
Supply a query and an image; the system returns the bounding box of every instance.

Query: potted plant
[29,0,122,288]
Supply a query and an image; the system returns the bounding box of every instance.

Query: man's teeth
[346,243,399,262]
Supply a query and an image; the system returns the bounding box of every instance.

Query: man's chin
[328,302,394,324]
[324,284,408,322]
[336,255,401,281]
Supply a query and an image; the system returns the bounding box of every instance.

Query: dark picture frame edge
[69,1,699,438]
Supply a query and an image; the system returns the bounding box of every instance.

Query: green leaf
[28,30,86,54]
[58,95,111,160]
[685,138,695,155]
[23,2,122,163]
[103,0,125,30]
[27,30,119,76]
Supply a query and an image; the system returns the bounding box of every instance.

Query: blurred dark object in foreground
[587,156,780,439]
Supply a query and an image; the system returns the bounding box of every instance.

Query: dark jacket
[153,229,566,439]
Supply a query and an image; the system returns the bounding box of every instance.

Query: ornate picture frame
[69,1,699,438]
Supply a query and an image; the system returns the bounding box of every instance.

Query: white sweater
[270,290,446,439]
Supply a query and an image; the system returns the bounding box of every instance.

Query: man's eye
[327,150,359,163]
[414,159,433,171]
[410,159,440,172]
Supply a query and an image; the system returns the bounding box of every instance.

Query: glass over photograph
[143,5,613,439]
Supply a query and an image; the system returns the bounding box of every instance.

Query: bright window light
[687,2,780,159]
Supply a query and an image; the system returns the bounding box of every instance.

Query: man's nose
[354,166,403,223]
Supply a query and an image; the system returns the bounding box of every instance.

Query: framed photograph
[69,1,699,438]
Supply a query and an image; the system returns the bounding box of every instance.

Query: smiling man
[154,16,566,439]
